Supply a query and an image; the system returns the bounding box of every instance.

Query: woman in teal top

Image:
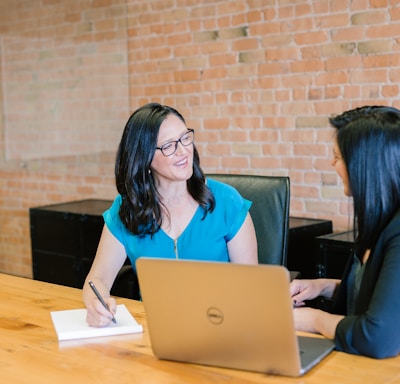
[83,103,258,327]
[104,178,252,265]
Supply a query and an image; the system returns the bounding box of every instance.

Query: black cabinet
[30,198,140,299]
[315,230,354,279]
[287,217,333,278]
[30,199,112,288]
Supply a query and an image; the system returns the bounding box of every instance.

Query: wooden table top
[1,273,399,384]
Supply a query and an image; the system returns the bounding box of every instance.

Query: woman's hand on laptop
[290,278,339,307]
[293,306,344,338]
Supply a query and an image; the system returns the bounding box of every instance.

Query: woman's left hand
[293,307,320,334]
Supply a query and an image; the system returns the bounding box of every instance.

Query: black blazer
[333,209,400,358]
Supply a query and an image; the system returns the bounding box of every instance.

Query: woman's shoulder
[206,177,251,209]
[206,177,239,197]
[107,194,122,211]
[382,208,400,238]
[103,195,123,221]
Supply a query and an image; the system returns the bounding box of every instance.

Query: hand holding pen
[88,280,117,324]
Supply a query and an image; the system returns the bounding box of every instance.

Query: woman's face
[150,114,194,186]
[330,139,352,197]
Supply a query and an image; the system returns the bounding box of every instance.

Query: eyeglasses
[155,129,194,156]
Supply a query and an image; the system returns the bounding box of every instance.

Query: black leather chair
[111,263,141,300]
[207,174,290,266]
[111,173,291,299]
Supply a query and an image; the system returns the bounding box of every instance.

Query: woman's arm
[290,278,343,338]
[227,213,258,264]
[335,229,400,358]
[82,225,127,326]
[294,307,345,339]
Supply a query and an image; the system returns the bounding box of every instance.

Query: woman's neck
[158,182,190,207]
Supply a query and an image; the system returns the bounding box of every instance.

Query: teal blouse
[103,178,251,270]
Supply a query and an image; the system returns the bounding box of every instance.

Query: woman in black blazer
[290,105,400,358]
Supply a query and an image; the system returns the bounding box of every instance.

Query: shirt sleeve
[103,195,128,244]
[207,178,252,242]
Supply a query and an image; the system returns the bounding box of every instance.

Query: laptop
[136,258,335,377]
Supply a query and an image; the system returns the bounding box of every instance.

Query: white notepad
[51,304,143,341]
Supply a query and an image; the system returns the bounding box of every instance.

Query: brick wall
[1,0,399,277]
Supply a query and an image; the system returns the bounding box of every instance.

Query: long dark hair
[115,102,215,237]
[329,106,400,259]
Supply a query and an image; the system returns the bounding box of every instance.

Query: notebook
[136,258,335,377]
[51,304,143,341]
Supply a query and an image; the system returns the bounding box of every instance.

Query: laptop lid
[136,258,334,377]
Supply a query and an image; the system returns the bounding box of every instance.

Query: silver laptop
[136,258,335,377]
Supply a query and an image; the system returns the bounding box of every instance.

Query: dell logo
[206,307,224,325]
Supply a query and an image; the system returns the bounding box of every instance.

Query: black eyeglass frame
[155,129,195,156]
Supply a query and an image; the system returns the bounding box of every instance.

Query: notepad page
[51,304,143,341]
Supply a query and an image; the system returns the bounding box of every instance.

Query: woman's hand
[86,296,117,327]
[290,278,344,339]
[290,279,324,307]
[293,306,344,339]
[290,278,339,307]
[293,307,321,333]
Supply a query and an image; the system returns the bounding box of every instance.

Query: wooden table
[1,273,399,384]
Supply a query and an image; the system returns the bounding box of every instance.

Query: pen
[88,280,117,324]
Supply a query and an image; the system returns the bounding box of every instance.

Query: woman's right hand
[85,296,117,327]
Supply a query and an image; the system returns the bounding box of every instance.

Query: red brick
[3,0,400,277]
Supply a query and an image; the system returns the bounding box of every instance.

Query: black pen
[88,280,117,324]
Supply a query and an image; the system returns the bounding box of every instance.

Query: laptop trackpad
[298,336,335,374]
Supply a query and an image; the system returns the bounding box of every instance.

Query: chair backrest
[207,174,290,266]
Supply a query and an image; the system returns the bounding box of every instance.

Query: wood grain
[1,273,398,384]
